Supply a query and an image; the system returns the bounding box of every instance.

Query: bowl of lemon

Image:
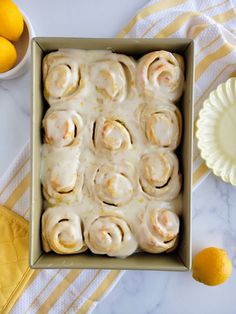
[0,0,35,79]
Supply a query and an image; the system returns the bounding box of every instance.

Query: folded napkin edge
[0,205,28,229]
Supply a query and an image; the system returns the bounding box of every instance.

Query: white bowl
[196,78,236,186]
[0,9,35,80]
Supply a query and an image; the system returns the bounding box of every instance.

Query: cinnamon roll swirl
[42,206,87,254]
[140,104,182,150]
[136,205,179,253]
[137,51,184,102]
[139,151,181,200]
[42,161,83,205]
[89,162,135,206]
[93,117,132,153]
[84,212,137,257]
[43,110,83,147]
[43,50,85,105]
[89,53,136,103]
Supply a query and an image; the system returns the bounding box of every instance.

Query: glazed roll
[136,205,179,253]
[89,162,135,206]
[93,117,132,153]
[43,50,85,105]
[42,161,83,205]
[139,151,181,200]
[89,53,136,103]
[137,51,184,102]
[43,110,84,147]
[84,212,137,257]
[42,206,87,254]
[140,104,182,150]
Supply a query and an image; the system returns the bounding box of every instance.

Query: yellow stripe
[23,207,30,218]
[213,8,236,23]
[78,270,121,314]
[38,270,82,313]
[195,35,221,58]
[25,270,61,314]
[4,173,30,209]
[191,24,209,39]
[117,0,187,38]
[156,12,200,38]
[156,7,236,40]
[195,43,233,81]
[141,20,158,38]
[24,270,41,288]
[0,157,29,197]
[228,69,236,77]
[190,8,236,38]
[140,1,232,39]
[200,0,229,13]
[66,270,101,313]
[193,163,209,186]
[142,11,196,38]
[195,64,235,110]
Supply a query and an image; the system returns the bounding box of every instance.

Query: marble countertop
[1,1,236,313]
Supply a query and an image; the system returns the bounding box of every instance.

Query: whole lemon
[0,36,17,73]
[192,247,232,286]
[0,0,24,42]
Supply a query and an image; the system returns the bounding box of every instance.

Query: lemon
[0,0,24,42]
[0,36,17,73]
[192,247,232,286]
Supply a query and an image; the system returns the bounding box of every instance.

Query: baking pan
[30,37,194,270]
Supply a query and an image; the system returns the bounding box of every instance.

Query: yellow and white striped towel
[1,0,236,312]
[0,143,123,314]
[119,0,236,188]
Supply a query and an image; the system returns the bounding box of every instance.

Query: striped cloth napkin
[1,0,236,312]
[118,0,236,187]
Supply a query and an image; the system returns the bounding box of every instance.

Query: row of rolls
[43,49,185,105]
[43,103,182,151]
[42,204,180,257]
[42,150,181,206]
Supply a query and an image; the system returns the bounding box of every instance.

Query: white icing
[84,212,137,257]
[43,110,83,147]
[135,205,179,253]
[140,103,182,150]
[137,51,184,102]
[42,206,87,254]
[140,151,181,201]
[89,60,127,102]
[41,49,184,257]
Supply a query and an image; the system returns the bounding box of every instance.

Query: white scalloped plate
[196,78,236,186]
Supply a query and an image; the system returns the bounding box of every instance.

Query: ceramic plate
[196,78,236,186]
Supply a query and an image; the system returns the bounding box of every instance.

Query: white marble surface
[1,1,236,314]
